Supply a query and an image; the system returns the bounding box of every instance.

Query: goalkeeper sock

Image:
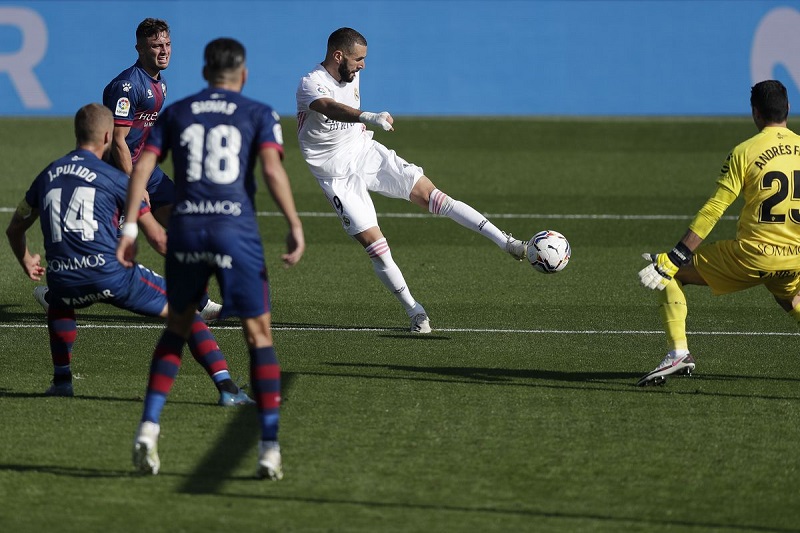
[142,329,185,424]
[366,238,419,314]
[659,279,689,353]
[186,314,234,392]
[47,307,76,383]
[249,346,281,441]
[428,189,507,248]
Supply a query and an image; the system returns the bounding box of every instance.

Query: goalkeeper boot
[44,380,73,397]
[503,232,527,261]
[636,352,696,387]
[200,300,222,323]
[218,387,255,407]
[133,421,161,475]
[257,440,284,480]
[33,286,49,313]
[410,312,431,334]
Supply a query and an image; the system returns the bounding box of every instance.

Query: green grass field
[1,117,799,532]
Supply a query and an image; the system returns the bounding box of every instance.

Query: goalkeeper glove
[359,111,393,131]
[638,242,693,290]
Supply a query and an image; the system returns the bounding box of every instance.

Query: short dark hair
[74,103,112,145]
[204,37,246,75]
[327,27,367,54]
[751,80,789,123]
[136,18,169,44]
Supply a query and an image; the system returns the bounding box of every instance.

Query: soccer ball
[527,230,571,273]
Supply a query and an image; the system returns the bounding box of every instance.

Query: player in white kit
[296,27,527,333]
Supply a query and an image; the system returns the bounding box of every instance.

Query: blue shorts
[165,219,271,319]
[48,264,167,316]
[146,166,175,211]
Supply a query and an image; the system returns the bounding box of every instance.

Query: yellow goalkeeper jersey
[690,126,800,268]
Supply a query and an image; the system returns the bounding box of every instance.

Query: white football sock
[365,238,419,315]
[428,189,507,248]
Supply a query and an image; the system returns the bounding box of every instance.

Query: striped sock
[250,346,281,442]
[47,307,76,383]
[187,314,232,391]
[142,329,185,424]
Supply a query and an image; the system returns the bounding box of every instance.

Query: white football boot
[636,352,696,387]
[257,441,284,480]
[133,421,161,475]
[410,313,431,334]
[503,232,527,261]
[200,300,222,323]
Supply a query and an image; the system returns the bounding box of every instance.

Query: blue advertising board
[1,1,799,116]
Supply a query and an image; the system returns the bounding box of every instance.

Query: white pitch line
[0,206,736,221]
[0,323,797,336]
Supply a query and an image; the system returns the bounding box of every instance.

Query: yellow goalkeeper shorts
[694,239,800,300]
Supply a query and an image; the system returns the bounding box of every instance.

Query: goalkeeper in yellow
[638,80,800,386]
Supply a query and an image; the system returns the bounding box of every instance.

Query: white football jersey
[296,64,373,178]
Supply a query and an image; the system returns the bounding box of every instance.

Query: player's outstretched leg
[186,315,254,406]
[365,238,431,333]
[427,189,527,260]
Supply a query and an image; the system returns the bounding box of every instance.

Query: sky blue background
[1,0,800,116]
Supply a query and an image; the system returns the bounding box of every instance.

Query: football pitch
[1,116,799,532]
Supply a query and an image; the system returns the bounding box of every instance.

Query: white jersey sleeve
[296,64,372,178]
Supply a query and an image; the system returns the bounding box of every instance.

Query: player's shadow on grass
[0,389,222,407]
[2,461,794,532]
[2,375,297,486]
[0,463,134,478]
[321,363,800,399]
[178,373,297,493]
[274,321,450,337]
[326,362,637,383]
[0,307,166,325]
[378,333,451,340]
[216,491,798,533]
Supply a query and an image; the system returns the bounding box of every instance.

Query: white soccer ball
[527,230,571,274]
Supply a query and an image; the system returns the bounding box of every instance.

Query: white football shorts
[317,141,424,235]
